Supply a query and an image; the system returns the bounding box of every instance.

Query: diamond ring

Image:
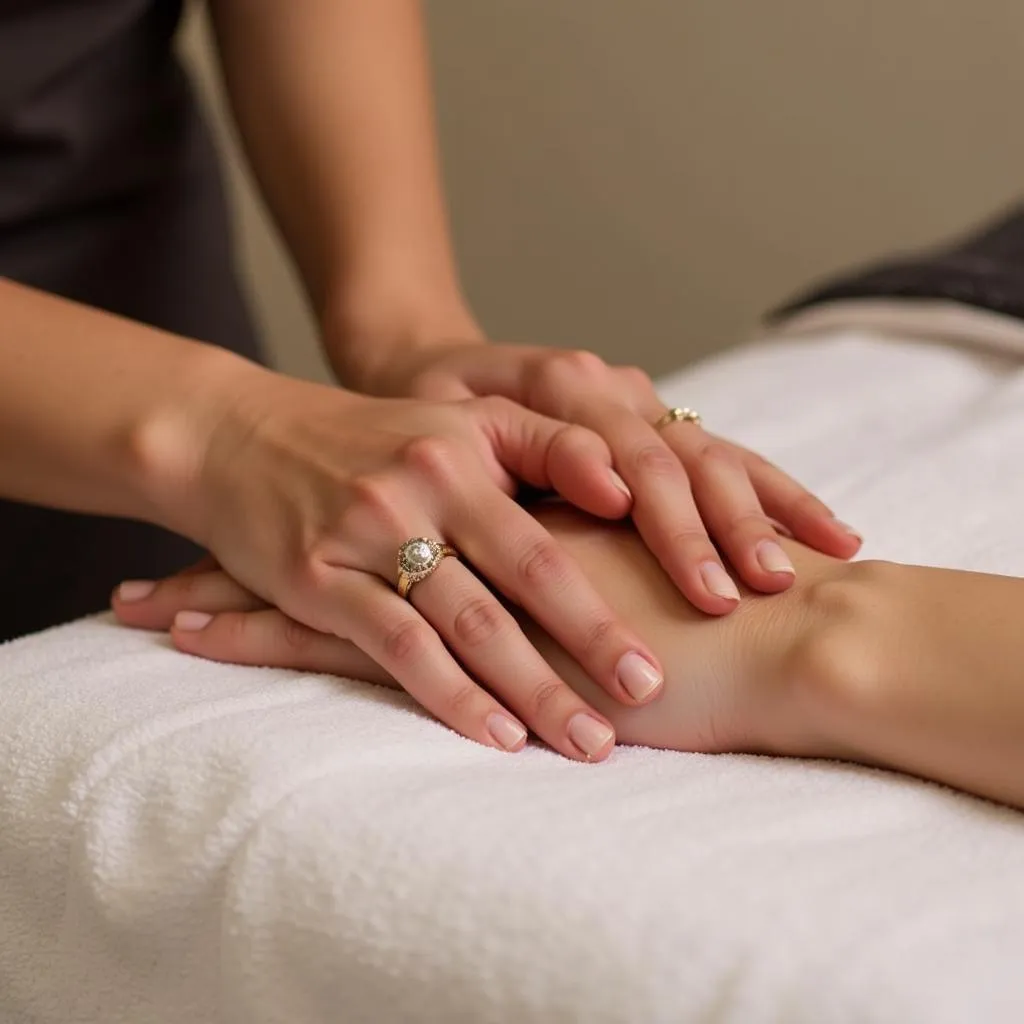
[653,407,702,431]
[396,537,458,599]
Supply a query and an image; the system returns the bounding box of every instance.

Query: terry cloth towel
[3,327,1024,1023]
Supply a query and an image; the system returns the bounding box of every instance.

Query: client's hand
[115,555,399,689]
[352,338,863,612]
[114,505,846,761]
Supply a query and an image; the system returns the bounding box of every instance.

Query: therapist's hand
[143,362,665,761]
[354,338,863,615]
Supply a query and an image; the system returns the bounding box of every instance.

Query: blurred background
[181,1,1024,383]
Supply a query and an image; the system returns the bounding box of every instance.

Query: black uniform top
[0,0,262,641]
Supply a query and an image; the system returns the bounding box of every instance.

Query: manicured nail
[834,519,863,542]
[174,610,213,632]
[487,713,527,752]
[616,651,663,702]
[699,561,741,602]
[568,713,615,759]
[117,580,156,602]
[756,540,795,576]
[608,470,632,500]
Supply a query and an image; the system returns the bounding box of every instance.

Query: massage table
[3,318,1024,1022]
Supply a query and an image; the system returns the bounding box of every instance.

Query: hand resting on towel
[114,501,1024,809]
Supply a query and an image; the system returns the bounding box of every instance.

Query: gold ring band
[396,537,458,599]
[654,407,702,431]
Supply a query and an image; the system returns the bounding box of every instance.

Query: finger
[547,423,633,518]
[112,570,267,631]
[176,553,219,576]
[170,607,395,685]
[470,395,631,519]
[319,569,532,754]
[410,557,617,762]
[598,408,741,614]
[412,366,476,401]
[679,438,800,594]
[744,452,863,558]
[451,486,666,711]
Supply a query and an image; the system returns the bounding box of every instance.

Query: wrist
[128,342,271,539]
[783,558,902,763]
[320,280,486,394]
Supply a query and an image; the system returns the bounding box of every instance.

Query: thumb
[473,396,632,519]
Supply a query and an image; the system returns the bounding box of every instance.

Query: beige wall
[182,2,1024,383]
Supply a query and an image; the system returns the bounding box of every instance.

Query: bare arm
[801,562,1024,809]
[0,277,240,525]
[207,0,483,386]
[116,498,1024,803]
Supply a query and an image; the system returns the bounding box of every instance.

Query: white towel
[4,328,1024,1024]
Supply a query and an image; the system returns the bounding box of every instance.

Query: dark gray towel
[772,206,1024,325]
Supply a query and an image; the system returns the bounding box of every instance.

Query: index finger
[451,488,666,709]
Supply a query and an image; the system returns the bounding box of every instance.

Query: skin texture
[206,0,862,616]
[118,504,1024,809]
[3,1,858,760]
[0,275,854,763]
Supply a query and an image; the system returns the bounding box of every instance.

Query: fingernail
[174,610,212,632]
[756,540,795,576]
[487,713,528,752]
[117,580,156,602]
[699,561,741,602]
[568,714,615,759]
[608,469,632,499]
[834,518,863,542]
[616,651,663,702]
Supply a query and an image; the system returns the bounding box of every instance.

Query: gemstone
[404,540,434,569]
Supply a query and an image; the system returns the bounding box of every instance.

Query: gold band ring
[396,537,459,599]
[654,407,702,431]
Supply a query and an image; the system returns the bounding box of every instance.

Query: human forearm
[520,511,1024,807]
[0,278,248,526]
[807,562,1024,808]
[208,0,483,386]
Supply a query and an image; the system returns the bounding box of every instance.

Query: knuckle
[445,682,479,718]
[382,617,432,665]
[517,537,569,588]
[582,615,616,654]
[536,349,607,391]
[452,597,507,648]
[727,511,775,539]
[631,443,681,476]
[560,349,607,376]
[280,614,311,653]
[528,678,566,716]
[617,364,652,391]
[172,573,204,607]
[347,473,404,534]
[668,526,714,554]
[217,611,251,650]
[698,441,743,469]
[287,554,330,601]
[403,434,459,485]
